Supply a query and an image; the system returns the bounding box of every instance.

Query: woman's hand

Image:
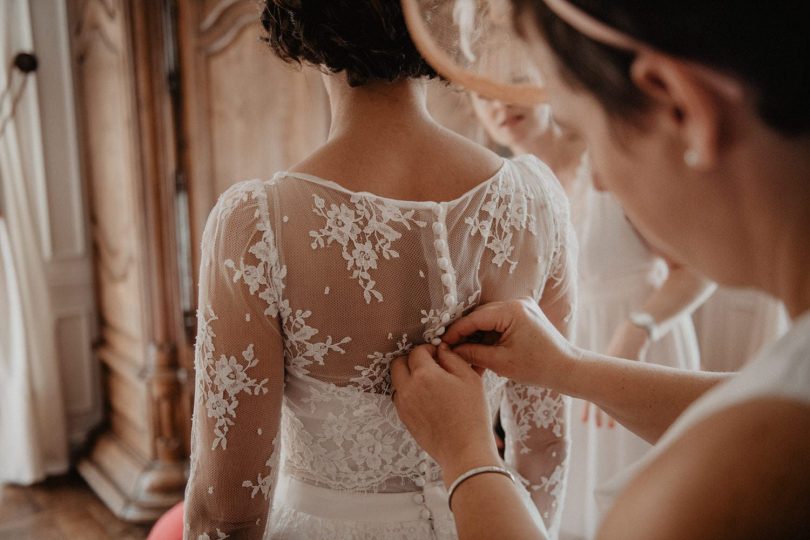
[442,297,580,388]
[390,344,501,482]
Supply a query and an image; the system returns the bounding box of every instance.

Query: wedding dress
[184,155,577,540]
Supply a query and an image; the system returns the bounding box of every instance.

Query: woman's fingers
[390,356,410,388]
[408,344,438,371]
[436,343,475,377]
[443,304,510,346]
[452,343,502,372]
[582,401,591,423]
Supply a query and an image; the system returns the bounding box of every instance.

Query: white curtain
[0,0,69,484]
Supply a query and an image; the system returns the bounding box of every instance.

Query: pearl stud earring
[684,149,700,168]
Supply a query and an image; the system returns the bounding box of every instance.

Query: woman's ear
[630,52,723,171]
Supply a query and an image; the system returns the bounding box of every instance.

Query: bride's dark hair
[260,0,438,87]
[514,0,810,136]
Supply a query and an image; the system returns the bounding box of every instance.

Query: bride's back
[205,150,570,490]
[184,2,577,538]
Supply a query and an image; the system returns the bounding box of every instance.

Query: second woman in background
[470,95,714,540]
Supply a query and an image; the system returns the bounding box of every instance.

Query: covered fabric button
[434,239,447,252]
[444,294,457,307]
[432,222,445,234]
[440,313,451,324]
[435,326,446,336]
[412,493,425,504]
[420,509,432,520]
[441,273,455,287]
[415,477,426,487]
[437,257,450,270]
[431,338,442,346]
[418,462,428,473]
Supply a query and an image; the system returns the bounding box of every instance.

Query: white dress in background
[597,310,810,512]
[559,161,701,540]
[184,155,576,539]
[0,218,39,482]
[693,287,790,372]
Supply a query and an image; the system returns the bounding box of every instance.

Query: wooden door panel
[177,0,329,293]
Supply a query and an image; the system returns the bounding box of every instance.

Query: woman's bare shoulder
[600,397,810,540]
[285,124,504,200]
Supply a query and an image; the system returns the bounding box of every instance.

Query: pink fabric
[147,501,184,540]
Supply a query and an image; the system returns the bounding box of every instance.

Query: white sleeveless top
[597,309,810,510]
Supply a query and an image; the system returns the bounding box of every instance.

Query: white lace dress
[183,155,577,540]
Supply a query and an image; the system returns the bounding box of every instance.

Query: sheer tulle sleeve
[501,381,569,537]
[501,165,577,538]
[184,181,285,540]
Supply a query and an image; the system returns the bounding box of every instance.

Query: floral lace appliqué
[536,462,567,502]
[242,434,282,500]
[309,194,427,303]
[352,333,413,394]
[196,306,269,450]
[280,300,352,377]
[466,176,537,273]
[505,384,566,455]
[196,529,229,540]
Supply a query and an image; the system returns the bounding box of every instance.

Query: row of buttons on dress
[414,203,457,526]
[414,451,433,521]
[431,203,456,347]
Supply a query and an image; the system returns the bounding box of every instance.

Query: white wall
[23,0,101,448]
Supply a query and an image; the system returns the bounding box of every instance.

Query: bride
[183,1,577,538]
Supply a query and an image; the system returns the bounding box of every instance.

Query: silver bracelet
[447,465,516,511]
[628,310,662,341]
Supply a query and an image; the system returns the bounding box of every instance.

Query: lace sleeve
[501,382,569,537]
[501,164,577,537]
[184,181,285,540]
[542,161,578,329]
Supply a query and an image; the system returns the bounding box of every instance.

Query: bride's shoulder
[509,154,558,186]
[215,173,302,208]
[508,154,568,209]
[207,175,294,231]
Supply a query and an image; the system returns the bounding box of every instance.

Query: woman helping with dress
[183,1,577,538]
[469,94,713,539]
[392,0,810,538]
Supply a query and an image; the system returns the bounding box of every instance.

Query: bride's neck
[323,75,433,140]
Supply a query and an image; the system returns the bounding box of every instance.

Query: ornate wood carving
[71,0,146,352]
[69,0,187,521]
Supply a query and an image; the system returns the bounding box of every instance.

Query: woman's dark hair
[260,0,437,87]
[514,0,810,136]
